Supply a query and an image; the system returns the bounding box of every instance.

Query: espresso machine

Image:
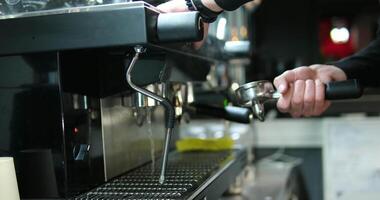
[0,1,249,199]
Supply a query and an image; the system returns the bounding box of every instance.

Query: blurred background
[249,0,379,82]
[247,1,380,200]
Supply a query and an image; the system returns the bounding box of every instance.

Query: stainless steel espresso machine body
[0,1,248,199]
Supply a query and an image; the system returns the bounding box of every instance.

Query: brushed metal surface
[74,150,247,200]
[100,97,166,180]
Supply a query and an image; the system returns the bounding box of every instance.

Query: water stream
[146,108,155,175]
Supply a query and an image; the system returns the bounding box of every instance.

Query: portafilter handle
[188,104,253,124]
[236,79,363,121]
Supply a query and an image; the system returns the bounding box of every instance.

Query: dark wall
[317,0,379,16]
[248,0,379,81]
[249,0,320,81]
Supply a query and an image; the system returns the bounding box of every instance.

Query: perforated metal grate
[74,151,232,200]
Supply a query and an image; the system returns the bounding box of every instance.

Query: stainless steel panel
[100,97,165,180]
[0,0,136,18]
[221,161,303,200]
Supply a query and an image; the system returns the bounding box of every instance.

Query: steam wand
[126,46,176,184]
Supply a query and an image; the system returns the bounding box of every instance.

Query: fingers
[303,80,315,117]
[291,80,306,117]
[313,79,327,116]
[274,67,315,94]
[274,70,294,94]
[277,83,294,113]
[322,101,331,114]
[277,79,331,117]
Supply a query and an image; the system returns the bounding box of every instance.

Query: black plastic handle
[190,104,252,124]
[157,11,204,43]
[325,79,363,100]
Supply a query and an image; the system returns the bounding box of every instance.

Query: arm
[334,30,380,87]
[273,24,380,117]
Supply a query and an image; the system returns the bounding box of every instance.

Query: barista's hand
[157,0,218,49]
[157,0,223,12]
[157,0,189,12]
[273,64,347,117]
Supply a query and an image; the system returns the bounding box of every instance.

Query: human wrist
[322,64,348,81]
[311,64,348,81]
[331,65,348,80]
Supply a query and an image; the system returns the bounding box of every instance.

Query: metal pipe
[159,127,173,184]
[125,46,175,184]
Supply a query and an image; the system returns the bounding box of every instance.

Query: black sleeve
[334,29,380,87]
[214,0,253,11]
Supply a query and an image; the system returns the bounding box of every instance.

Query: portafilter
[235,79,363,121]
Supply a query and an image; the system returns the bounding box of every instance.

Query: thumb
[274,71,295,94]
[273,77,288,94]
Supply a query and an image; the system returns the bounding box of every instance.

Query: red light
[73,128,79,135]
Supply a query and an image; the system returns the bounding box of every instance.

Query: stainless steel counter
[222,159,307,200]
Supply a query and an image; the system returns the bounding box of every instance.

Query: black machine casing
[0,2,210,199]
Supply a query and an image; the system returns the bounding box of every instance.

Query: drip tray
[74,149,247,200]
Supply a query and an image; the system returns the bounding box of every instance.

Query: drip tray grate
[74,150,246,200]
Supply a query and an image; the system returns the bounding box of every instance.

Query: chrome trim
[187,156,235,199]
[0,1,155,20]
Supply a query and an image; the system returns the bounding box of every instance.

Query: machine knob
[157,11,204,43]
